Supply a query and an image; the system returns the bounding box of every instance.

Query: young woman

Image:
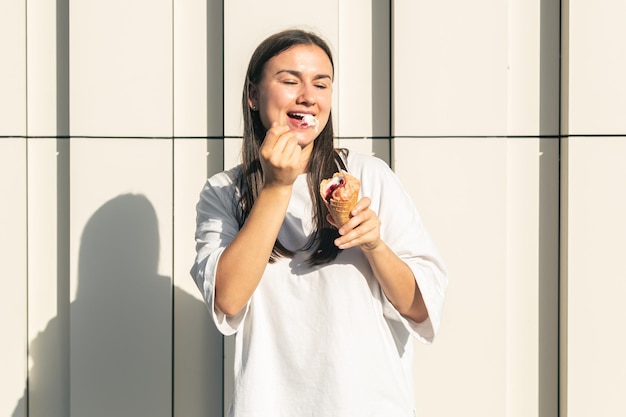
[192,29,447,417]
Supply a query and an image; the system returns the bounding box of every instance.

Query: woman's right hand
[259,123,302,187]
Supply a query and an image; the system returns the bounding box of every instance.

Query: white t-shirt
[192,151,447,417]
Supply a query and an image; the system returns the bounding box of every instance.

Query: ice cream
[299,114,319,132]
[320,172,361,226]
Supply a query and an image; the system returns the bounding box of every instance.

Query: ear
[247,82,258,110]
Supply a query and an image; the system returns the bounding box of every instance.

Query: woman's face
[249,44,333,149]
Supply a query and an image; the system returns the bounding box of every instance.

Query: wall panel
[173,138,223,417]
[26,139,69,417]
[173,0,224,138]
[0,7,28,415]
[172,6,225,414]
[393,0,508,137]
[562,137,626,417]
[69,138,173,416]
[336,0,389,138]
[0,0,26,135]
[70,0,173,137]
[566,1,626,134]
[395,138,559,417]
[26,0,66,136]
[336,0,375,138]
[174,0,209,137]
[506,0,541,136]
[336,0,391,163]
[0,140,28,417]
[396,138,508,416]
[506,0,560,137]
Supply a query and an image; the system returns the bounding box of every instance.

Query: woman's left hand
[328,197,382,251]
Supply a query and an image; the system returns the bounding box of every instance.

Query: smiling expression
[248,44,334,149]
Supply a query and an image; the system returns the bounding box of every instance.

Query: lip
[287,111,317,129]
[287,111,316,119]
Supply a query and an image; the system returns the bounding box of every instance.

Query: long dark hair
[238,28,347,265]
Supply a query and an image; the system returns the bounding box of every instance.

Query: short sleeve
[190,168,250,335]
[355,155,448,344]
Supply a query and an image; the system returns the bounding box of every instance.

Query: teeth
[289,113,319,132]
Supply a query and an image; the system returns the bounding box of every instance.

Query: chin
[294,132,316,148]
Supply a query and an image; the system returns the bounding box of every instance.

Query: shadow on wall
[13,194,222,417]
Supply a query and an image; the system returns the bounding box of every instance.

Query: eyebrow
[275,69,333,81]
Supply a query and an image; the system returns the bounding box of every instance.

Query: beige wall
[1,0,624,416]
[561,2,626,416]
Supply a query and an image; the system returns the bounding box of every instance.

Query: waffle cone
[320,172,361,226]
[328,190,359,226]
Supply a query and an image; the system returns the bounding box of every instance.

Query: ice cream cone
[328,191,359,225]
[320,172,361,226]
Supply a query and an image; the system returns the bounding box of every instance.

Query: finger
[271,131,299,162]
[336,208,371,235]
[263,123,290,150]
[283,134,302,161]
[335,229,374,249]
[262,128,294,165]
[335,212,380,247]
[340,218,376,241]
[336,226,379,250]
[350,197,371,216]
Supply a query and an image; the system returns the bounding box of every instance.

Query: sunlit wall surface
[1,1,624,416]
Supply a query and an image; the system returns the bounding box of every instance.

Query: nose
[296,82,316,105]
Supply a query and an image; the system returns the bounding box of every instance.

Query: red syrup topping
[324,178,345,203]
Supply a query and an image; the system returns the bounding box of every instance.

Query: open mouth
[288,112,319,130]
